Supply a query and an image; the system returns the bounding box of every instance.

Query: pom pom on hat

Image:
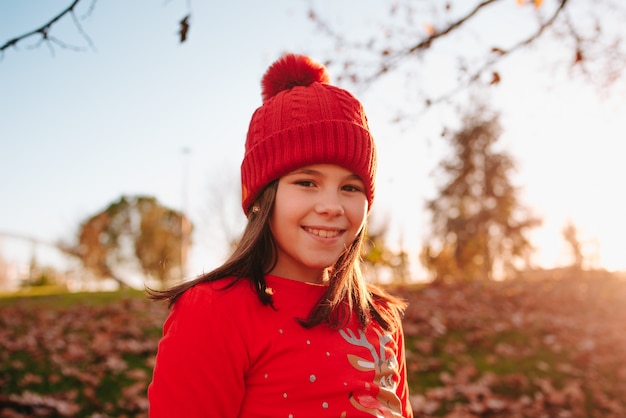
[261,54,330,102]
[241,53,377,215]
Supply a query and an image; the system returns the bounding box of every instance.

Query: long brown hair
[146,181,406,332]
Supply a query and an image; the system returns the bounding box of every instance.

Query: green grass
[0,287,147,307]
[0,287,166,417]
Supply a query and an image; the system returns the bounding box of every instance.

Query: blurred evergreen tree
[421,101,541,281]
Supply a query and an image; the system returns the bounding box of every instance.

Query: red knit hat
[241,53,377,214]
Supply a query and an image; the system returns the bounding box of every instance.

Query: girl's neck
[268,266,330,285]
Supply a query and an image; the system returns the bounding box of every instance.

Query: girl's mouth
[303,227,342,238]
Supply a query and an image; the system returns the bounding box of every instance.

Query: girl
[147,53,413,418]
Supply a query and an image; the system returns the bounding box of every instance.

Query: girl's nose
[315,192,345,217]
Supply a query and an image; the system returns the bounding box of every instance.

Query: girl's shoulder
[175,277,259,312]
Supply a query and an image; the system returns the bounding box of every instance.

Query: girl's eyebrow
[289,168,321,176]
[345,173,364,181]
[287,168,364,182]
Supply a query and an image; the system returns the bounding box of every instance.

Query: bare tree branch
[472,0,569,73]
[376,0,501,82]
[1,0,194,60]
[1,0,84,56]
[70,4,96,51]
[309,0,624,119]
[419,0,570,110]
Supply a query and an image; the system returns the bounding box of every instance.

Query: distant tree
[68,195,191,287]
[134,196,192,283]
[421,101,541,281]
[309,0,626,116]
[362,220,411,284]
[562,219,584,270]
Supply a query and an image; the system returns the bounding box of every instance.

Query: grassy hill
[1,274,624,417]
[398,274,626,417]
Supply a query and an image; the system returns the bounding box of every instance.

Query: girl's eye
[343,184,363,193]
[295,180,315,187]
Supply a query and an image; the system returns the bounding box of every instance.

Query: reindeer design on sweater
[339,328,403,417]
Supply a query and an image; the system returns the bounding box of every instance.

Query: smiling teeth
[306,228,340,238]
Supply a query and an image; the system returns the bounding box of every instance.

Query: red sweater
[148,275,413,417]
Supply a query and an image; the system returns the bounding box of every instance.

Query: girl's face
[269,164,368,284]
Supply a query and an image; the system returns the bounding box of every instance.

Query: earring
[252,205,260,213]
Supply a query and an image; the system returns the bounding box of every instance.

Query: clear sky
[1,0,625,286]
